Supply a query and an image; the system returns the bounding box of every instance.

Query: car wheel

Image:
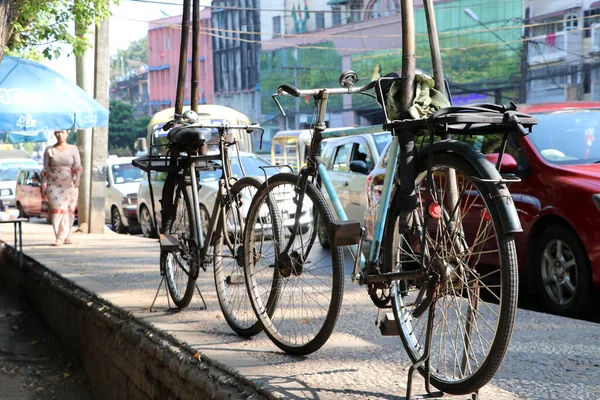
[139,205,157,238]
[533,225,594,318]
[16,202,29,221]
[111,206,128,234]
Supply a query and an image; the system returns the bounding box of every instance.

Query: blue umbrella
[0,56,108,132]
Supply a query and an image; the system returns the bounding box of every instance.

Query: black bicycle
[133,111,268,336]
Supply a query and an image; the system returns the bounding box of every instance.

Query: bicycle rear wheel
[214,177,266,337]
[384,150,518,395]
[243,173,344,355]
[163,183,199,309]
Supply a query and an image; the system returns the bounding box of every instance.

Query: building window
[332,6,342,26]
[164,37,170,51]
[273,16,281,37]
[564,13,578,31]
[316,12,325,29]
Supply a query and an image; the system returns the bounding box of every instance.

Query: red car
[365,102,600,318]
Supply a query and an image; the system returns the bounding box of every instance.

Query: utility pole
[75,21,94,232]
[89,17,110,233]
[519,7,530,104]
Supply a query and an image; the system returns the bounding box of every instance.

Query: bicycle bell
[182,109,198,123]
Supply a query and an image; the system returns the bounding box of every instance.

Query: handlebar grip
[277,84,301,97]
[162,120,176,131]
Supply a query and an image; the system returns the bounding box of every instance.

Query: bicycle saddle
[167,126,213,149]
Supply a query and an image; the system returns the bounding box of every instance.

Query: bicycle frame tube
[188,163,204,249]
[368,136,399,263]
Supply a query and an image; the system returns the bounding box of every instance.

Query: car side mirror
[30,181,41,187]
[485,153,518,173]
[349,160,369,175]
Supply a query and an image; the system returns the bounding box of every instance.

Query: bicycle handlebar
[274,81,374,98]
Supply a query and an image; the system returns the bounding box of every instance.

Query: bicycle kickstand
[195,284,207,310]
[149,275,172,312]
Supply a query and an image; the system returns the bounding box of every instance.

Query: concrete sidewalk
[1,220,598,399]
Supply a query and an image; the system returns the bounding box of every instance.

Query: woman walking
[41,130,82,246]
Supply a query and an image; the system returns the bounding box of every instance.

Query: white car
[136,151,300,238]
[104,156,146,233]
[0,155,40,208]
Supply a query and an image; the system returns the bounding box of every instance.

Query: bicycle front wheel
[384,151,518,395]
[214,177,265,337]
[163,183,199,309]
[244,173,344,355]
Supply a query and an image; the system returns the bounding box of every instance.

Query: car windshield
[529,110,600,164]
[372,133,391,155]
[0,167,21,181]
[112,163,146,184]
[200,154,278,182]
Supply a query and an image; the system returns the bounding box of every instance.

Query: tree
[4,0,114,60]
[110,36,148,78]
[108,100,150,155]
[0,0,12,61]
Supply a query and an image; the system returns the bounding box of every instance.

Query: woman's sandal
[64,237,72,245]
[52,239,63,246]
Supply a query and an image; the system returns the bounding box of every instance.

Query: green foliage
[5,0,116,60]
[108,100,150,155]
[110,36,148,75]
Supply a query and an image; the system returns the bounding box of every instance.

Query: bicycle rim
[214,177,264,337]
[244,173,344,355]
[164,184,198,308]
[386,153,518,394]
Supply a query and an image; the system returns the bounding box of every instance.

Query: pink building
[147,11,214,113]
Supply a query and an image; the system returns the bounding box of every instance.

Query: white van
[104,156,146,233]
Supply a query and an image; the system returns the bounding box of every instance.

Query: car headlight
[122,195,137,206]
[0,188,12,196]
[593,194,600,211]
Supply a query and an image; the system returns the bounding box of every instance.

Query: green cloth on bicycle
[386,72,450,121]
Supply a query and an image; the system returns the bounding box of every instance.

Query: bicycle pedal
[330,220,361,247]
[159,233,179,251]
[378,312,399,336]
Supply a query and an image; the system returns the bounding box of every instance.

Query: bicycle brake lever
[272,95,286,117]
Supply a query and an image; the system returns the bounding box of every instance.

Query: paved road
[2,220,599,399]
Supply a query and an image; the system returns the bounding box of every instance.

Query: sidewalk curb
[0,242,272,400]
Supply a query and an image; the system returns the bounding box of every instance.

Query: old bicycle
[133,112,267,337]
[241,0,536,394]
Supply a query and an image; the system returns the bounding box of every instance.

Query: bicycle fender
[423,140,523,233]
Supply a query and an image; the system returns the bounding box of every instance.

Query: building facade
[260,0,523,133]
[147,12,214,114]
[109,62,149,117]
[526,0,600,103]
[210,0,262,122]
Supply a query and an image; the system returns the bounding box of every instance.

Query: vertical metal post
[422,0,445,96]
[191,0,200,112]
[175,0,191,118]
[397,0,416,114]
[519,7,530,103]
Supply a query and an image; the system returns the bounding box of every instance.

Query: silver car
[320,132,391,225]
[0,157,40,208]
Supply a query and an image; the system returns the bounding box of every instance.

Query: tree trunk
[0,0,13,61]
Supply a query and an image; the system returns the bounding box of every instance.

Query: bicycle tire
[214,177,266,337]
[163,183,199,309]
[243,173,344,355]
[384,151,518,394]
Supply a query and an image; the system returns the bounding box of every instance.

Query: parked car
[365,102,600,318]
[105,156,146,233]
[320,132,391,225]
[136,152,301,238]
[15,166,48,220]
[0,155,39,208]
